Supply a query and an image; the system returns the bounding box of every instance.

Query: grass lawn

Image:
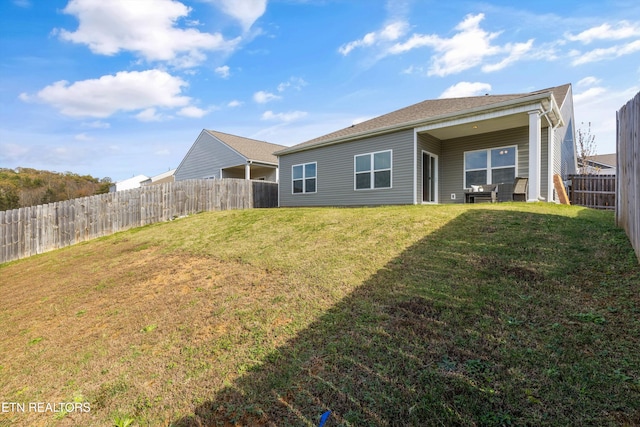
[0,203,638,426]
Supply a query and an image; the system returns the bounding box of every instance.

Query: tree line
[0,167,112,211]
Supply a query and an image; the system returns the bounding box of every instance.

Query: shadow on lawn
[172,208,640,426]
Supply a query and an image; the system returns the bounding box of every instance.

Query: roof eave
[246,159,278,166]
[276,91,557,156]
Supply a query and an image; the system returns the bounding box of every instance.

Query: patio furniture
[496,181,515,202]
[464,184,498,203]
[513,177,528,201]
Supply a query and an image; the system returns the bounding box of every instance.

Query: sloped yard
[0,204,638,426]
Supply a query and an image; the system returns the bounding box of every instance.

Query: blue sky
[1,0,639,182]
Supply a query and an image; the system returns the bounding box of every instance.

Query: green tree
[0,184,20,211]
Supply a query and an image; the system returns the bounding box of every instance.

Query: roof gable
[206,130,286,164]
[277,84,571,155]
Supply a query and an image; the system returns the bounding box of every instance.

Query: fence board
[616,91,640,263]
[568,174,616,210]
[0,179,277,263]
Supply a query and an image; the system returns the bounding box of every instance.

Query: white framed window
[292,162,317,194]
[354,150,392,190]
[464,146,517,188]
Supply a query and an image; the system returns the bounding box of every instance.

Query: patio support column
[528,110,542,202]
[245,163,251,180]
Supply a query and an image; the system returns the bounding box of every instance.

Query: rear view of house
[276,84,577,206]
[175,130,286,182]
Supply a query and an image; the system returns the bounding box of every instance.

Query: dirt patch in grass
[0,238,301,426]
[1,205,639,426]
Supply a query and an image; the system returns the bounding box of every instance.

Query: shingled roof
[206,130,286,165]
[586,153,617,168]
[276,84,571,155]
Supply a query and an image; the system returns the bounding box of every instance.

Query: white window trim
[291,162,317,194]
[463,145,517,189]
[354,150,393,191]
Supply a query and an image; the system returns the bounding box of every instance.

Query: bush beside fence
[616,91,640,263]
[0,179,278,264]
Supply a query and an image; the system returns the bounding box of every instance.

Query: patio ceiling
[421,112,535,140]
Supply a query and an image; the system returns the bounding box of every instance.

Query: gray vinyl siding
[547,89,576,202]
[553,130,563,203]
[554,131,562,177]
[175,131,246,181]
[541,129,549,201]
[279,129,415,206]
[556,89,578,178]
[438,126,534,204]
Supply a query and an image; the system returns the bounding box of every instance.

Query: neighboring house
[578,153,616,175]
[141,169,176,186]
[175,130,286,182]
[109,174,150,192]
[276,84,577,206]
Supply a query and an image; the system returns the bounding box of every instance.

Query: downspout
[539,100,564,202]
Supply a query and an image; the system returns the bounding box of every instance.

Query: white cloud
[573,85,640,153]
[0,143,29,160]
[387,14,534,76]
[215,65,230,78]
[439,82,492,98]
[482,40,534,72]
[577,76,601,87]
[23,70,192,118]
[277,77,307,92]
[571,40,640,65]
[253,90,281,104]
[261,110,307,122]
[13,0,31,7]
[83,120,111,129]
[177,106,209,118]
[573,87,607,104]
[401,65,424,74]
[57,0,239,67]
[338,21,409,55]
[566,21,640,44]
[74,133,93,141]
[210,0,267,31]
[136,108,164,122]
[227,100,243,107]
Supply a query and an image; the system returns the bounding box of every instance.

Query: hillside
[0,167,112,211]
[0,204,638,426]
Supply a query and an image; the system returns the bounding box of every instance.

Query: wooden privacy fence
[0,179,278,264]
[616,90,640,263]
[568,174,616,210]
